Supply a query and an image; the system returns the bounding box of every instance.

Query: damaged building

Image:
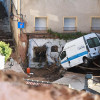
[2,0,100,68]
[28,39,66,68]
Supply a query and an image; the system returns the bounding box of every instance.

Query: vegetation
[48,29,88,40]
[0,41,12,62]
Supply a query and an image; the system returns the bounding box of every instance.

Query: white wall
[28,39,66,68]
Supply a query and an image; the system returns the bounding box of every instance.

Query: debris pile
[0,70,100,100]
[29,64,64,81]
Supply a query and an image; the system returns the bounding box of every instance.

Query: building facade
[10,0,100,67]
[21,0,100,33]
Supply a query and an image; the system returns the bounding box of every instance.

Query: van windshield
[87,37,100,48]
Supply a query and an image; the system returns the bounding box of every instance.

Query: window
[33,46,47,62]
[87,37,100,48]
[91,17,100,31]
[63,17,77,31]
[60,51,66,60]
[35,17,47,31]
[51,46,58,52]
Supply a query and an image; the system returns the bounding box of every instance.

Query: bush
[0,41,12,62]
[48,29,88,40]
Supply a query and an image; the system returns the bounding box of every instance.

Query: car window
[60,51,66,60]
[93,37,100,47]
[87,39,94,48]
[87,37,100,48]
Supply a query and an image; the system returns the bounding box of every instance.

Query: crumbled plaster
[22,42,26,48]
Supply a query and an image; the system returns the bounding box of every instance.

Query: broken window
[51,46,58,52]
[33,46,47,62]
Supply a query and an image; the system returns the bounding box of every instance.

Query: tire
[83,58,91,67]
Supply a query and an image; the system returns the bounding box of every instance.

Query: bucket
[27,68,30,74]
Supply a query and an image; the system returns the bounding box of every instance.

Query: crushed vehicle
[59,33,100,69]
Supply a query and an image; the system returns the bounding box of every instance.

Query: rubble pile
[0,70,100,100]
[29,64,64,81]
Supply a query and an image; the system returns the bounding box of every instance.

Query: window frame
[63,16,77,32]
[51,45,58,52]
[33,46,47,62]
[91,16,100,32]
[34,16,48,32]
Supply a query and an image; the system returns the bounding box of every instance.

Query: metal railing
[24,79,69,87]
[63,27,77,31]
[35,27,48,31]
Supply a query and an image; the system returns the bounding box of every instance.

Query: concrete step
[0,16,11,33]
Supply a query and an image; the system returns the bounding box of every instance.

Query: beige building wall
[10,0,28,63]
[10,0,20,46]
[20,0,100,33]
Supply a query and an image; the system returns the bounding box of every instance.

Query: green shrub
[0,41,12,62]
[48,29,88,40]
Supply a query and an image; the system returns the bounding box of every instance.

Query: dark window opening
[33,46,47,62]
[87,37,100,48]
[51,46,58,52]
[60,51,66,60]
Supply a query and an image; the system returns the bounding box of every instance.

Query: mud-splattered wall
[28,39,66,68]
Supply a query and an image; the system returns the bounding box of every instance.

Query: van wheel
[83,58,90,67]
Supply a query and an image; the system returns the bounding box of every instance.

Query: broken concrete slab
[54,72,85,91]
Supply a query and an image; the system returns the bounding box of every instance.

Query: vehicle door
[59,51,70,69]
[66,45,80,67]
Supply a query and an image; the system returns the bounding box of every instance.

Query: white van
[59,33,100,69]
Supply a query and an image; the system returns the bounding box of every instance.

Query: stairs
[0,2,15,51]
[0,17,11,33]
[0,30,15,51]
